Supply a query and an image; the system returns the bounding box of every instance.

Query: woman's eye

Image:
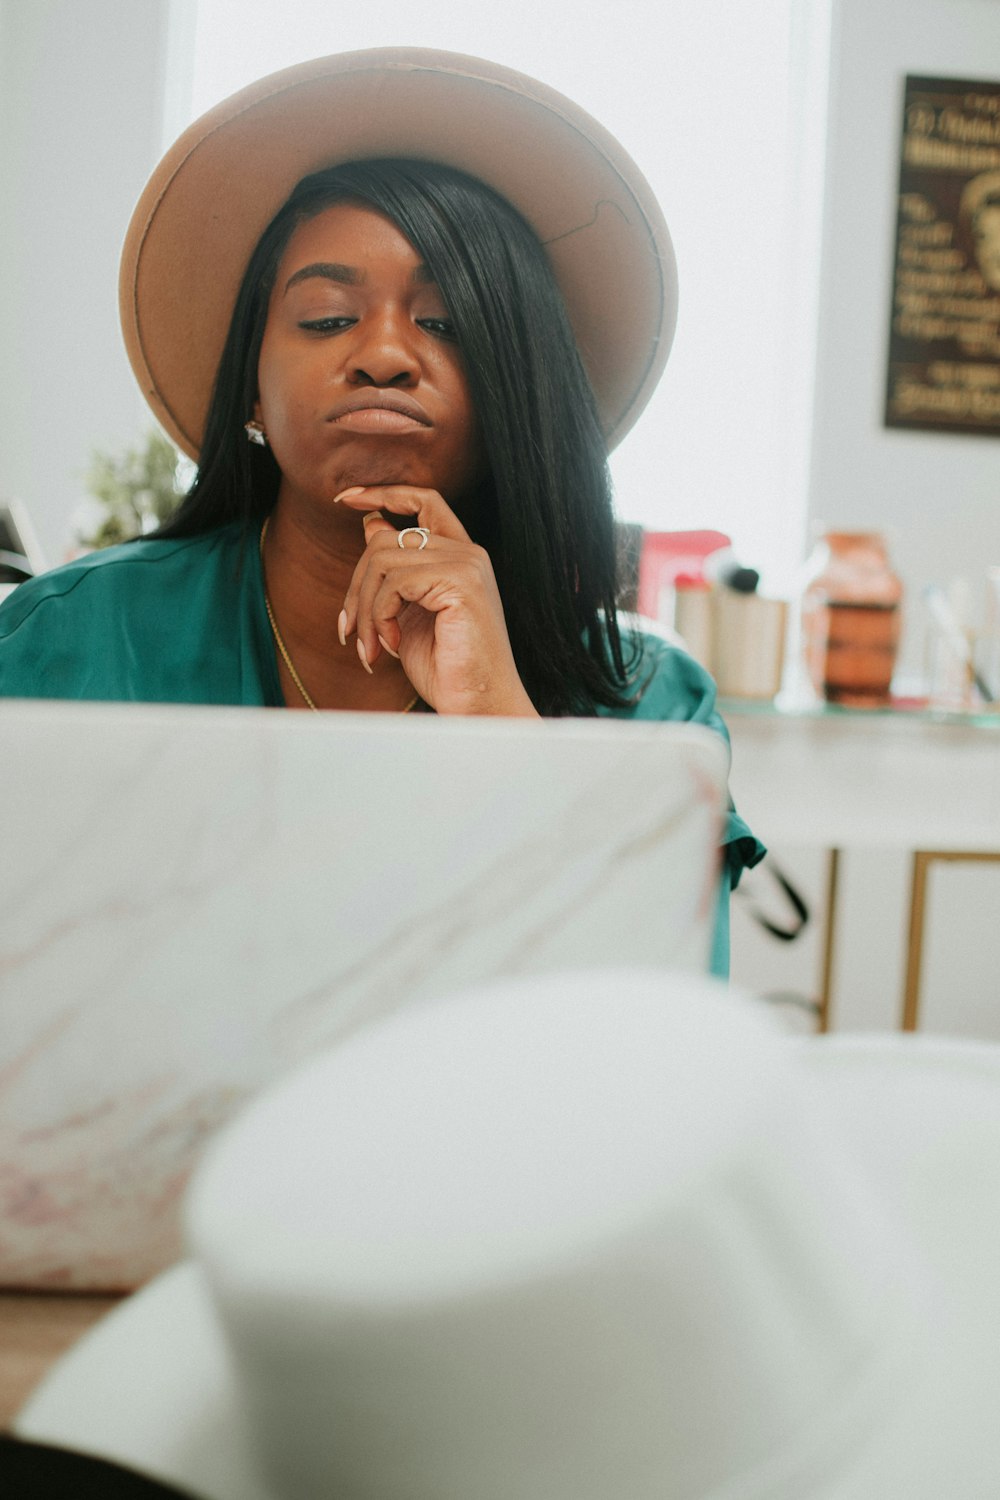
[418,317,457,341]
[298,316,357,333]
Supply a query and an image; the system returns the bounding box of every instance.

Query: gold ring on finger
[398,526,430,551]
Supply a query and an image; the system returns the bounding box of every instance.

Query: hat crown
[188,970,918,1500]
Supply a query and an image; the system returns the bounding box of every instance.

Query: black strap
[736,856,810,942]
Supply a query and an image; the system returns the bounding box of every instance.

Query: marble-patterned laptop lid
[0,702,726,1289]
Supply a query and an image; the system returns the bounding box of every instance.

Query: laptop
[0,701,727,1289]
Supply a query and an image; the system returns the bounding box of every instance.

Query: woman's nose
[346,310,420,387]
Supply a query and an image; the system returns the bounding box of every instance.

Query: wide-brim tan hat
[119,47,677,461]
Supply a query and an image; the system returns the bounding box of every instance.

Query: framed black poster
[885,74,1000,436]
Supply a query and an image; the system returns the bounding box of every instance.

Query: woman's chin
[324,464,430,498]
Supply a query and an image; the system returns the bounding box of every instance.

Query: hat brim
[16,1034,1000,1500]
[119,48,677,460]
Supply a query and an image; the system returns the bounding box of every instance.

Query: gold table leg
[902,851,1000,1032]
[816,848,840,1034]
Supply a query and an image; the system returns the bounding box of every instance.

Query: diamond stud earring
[245,420,268,447]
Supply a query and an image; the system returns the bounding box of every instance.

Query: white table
[723,701,1000,1029]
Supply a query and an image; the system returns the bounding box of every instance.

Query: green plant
[78,431,189,548]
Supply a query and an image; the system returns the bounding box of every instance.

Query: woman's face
[255,201,486,509]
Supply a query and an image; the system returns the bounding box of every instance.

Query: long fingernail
[333,487,366,503]
[338,610,348,647]
[377,634,400,660]
[357,638,374,674]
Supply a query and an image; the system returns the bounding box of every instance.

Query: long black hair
[157,158,637,714]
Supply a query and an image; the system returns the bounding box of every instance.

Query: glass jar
[800,532,903,707]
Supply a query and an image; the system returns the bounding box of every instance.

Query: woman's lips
[326,392,432,431]
[331,408,430,434]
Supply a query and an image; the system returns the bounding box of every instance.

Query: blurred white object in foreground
[22,968,1000,1499]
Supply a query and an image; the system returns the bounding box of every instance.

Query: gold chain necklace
[259,516,418,714]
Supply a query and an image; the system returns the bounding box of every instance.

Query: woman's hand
[334,485,538,717]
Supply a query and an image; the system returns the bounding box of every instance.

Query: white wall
[809,0,1000,678]
[0,0,174,564]
[0,0,817,584]
[3,0,996,652]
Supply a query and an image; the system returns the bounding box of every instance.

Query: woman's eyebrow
[284,262,436,293]
[285,262,361,292]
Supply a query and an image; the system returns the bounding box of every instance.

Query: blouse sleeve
[599,630,767,976]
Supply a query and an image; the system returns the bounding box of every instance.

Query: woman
[0,48,762,967]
